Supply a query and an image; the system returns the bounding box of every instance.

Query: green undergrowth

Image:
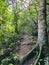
[1,53,20,65]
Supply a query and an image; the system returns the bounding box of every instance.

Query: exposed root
[34,46,42,65]
[19,44,38,65]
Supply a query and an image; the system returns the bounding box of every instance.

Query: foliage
[0,0,49,65]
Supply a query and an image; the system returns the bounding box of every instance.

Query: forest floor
[17,32,49,65]
[17,33,37,65]
[18,34,37,59]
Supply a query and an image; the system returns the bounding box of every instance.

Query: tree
[38,0,49,64]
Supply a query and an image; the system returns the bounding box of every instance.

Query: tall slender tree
[38,0,49,63]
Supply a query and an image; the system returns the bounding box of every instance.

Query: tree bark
[37,0,49,61]
[38,0,48,47]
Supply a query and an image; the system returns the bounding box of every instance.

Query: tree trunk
[38,0,49,60]
[38,0,48,48]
